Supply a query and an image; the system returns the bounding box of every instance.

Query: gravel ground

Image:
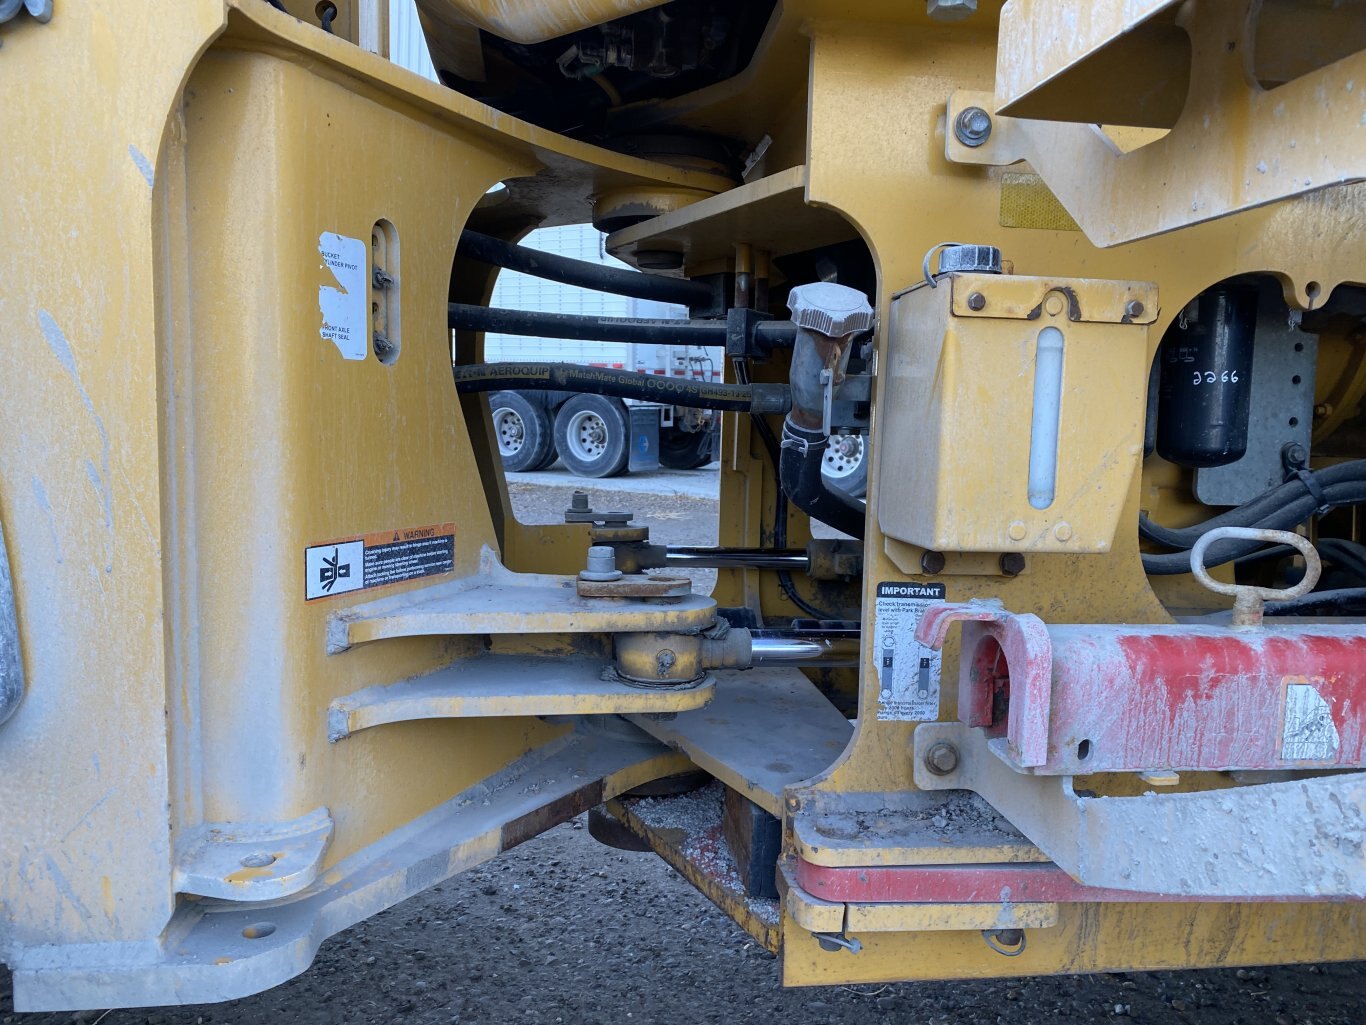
[3,819,1362,1025]
[4,474,1362,1025]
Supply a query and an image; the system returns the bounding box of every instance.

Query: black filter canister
[1155,285,1259,468]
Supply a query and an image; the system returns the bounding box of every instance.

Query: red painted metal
[794,858,1363,905]
[916,604,1054,767]
[916,604,1366,775]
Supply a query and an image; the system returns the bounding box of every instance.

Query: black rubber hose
[779,421,866,541]
[1266,587,1366,616]
[458,230,714,308]
[733,356,842,620]
[1142,483,1366,574]
[453,362,790,414]
[448,303,797,350]
[1139,461,1366,575]
[1140,461,1366,549]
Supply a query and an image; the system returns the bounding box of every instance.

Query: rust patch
[1025,286,1082,322]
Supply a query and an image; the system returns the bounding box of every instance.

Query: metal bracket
[814,931,863,954]
[944,0,1366,250]
[913,721,1366,899]
[174,808,334,901]
[819,368,835,436]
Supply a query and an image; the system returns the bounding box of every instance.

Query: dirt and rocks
[3,817,1362,1025]
[4,474,1362,1025]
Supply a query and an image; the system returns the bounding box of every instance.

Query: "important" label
[305,523,455,601]
[874,581,946,721]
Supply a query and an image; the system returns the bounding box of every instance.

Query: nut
[923,741,960,776]
[953,105,992,147]
[928,0,977,22]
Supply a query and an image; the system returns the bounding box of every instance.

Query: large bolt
[570,491,590,513]
[954,106,992,147]
[967,291,987,311]
[580,545,623,582]
[921,550,947,575]
[928,0,977,22]
[999,553,1026,577]
[1124,299,1145,319]
[923,741,960,776]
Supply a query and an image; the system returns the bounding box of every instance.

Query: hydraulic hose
[773,282,874,543]
[458,229,715,309]
[779,422,867,541]
[453,361,791,414]
[1140,461,1366,574]
[448,302,797,349]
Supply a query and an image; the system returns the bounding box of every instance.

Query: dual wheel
[492,392,712,478]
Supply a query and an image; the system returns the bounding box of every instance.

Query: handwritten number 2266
[1192,370,1239,385]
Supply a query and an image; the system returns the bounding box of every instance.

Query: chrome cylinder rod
[663,547,808,570]
[748,630,860,667]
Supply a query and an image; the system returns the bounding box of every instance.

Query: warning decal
[305,523,455,601]
[874,581,947,722]
[1280,679,1340,762]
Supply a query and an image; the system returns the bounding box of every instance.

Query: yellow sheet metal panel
[783,901,1366,985]
[878,274,1152,553]
[0,0,228,951]
[843,900,1059,933]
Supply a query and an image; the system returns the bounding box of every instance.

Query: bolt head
[999,552,1026,577]
[924,741,960,776]
[928,0,977,22]
[240,852,277,869]
[921,550,947,575]
[953,106,992,147]
[967,291,987,311]
[1125,300,1145,319]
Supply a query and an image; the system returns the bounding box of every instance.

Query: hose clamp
[780,420,827,457]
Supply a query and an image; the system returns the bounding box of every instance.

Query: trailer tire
[660,425,716,469]
[554,395,630,478]
[822,431,868,499]
[490,391,555,473]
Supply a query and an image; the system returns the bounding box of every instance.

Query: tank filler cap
[938,244,1002,275]
[786,282,874,338]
